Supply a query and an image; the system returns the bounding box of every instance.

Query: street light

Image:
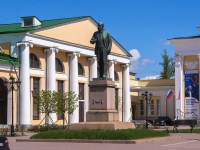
[4,76,21,136]
[141,90,153,129]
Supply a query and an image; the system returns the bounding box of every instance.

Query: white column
[17,41,33,126]
[45,47,58,124]
[68,52,80,123]
[108,60,116,81]
[175,54,184,119]
[88,57,97,81]
[121,64,131,122]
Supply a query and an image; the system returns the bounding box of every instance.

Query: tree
[54,91,78,128]
[159,49,175,79]
[35,90,56,125]
[35,90,78,127]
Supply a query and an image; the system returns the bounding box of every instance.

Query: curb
[16,135,181,144]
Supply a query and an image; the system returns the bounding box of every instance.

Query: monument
[70,22,135,130]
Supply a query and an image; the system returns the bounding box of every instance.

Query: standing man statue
[90,22,112,78]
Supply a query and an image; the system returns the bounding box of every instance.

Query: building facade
[0,16,132,126]
[169,30,200,119]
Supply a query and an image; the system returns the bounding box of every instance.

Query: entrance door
[79,101,84,122]
[0,78,7,124]
[132,104,136,120]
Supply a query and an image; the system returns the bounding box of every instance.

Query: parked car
[153,116,173,126]
[0,136,10,150]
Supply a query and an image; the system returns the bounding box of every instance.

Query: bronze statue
[90,22,112,78]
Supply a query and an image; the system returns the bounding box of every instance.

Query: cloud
[164,41,172,46]
[140,75,160,80]
[130,49,140,62]
[157,39,172,46]
[129,49,141,72]
[141,59,154,66]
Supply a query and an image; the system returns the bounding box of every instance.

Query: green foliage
[35,90,78,125]
[36,90,55,115]
[30,129,169,140]
[168,128,200,133]
[159,49,175,79]
[54,91,78,127]
[28,125,65,132]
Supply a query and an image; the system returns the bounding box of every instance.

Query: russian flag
[166,90,173,100]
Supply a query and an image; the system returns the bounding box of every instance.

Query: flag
[166,90,173,100]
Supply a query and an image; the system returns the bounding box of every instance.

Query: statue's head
[98,22,104,31]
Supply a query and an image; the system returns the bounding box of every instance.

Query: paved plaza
[6,128,200,150]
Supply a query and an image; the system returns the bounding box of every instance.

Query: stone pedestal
[86,80,119,122]
[69,79,135,130]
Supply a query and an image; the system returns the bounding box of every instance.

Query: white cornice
[26,34,130,64]
[130,86,175,92]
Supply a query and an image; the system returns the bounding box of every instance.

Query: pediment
[32,18,129,57]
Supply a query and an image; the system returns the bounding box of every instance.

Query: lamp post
[4,76,21,136]
[141,90,152,129]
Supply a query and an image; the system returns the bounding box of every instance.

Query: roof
[0,16,89,34]
[0,53,20,66]
[168,35,200,40]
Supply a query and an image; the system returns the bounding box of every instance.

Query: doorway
[79,101,84,122]
[0,78,7,124]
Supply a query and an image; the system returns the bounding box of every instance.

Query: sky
[1,0,200,79]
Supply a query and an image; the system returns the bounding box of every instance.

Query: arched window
[30,53,40,68]
[55,58,64,72]
[114,71,119,81]
[78,63,84,75]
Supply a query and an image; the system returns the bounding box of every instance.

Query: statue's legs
[97,47,107,78]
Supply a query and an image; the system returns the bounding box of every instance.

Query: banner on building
[185,70,199,118]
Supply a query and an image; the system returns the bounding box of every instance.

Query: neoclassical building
[0,16,132,126]
[169,31,200,119]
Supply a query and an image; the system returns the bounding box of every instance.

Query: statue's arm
[107,33,112,54]
[90,33,97,44]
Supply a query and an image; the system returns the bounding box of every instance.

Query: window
[150,100,154,115]
[140,100,144,115]
[115,88,119,111]
[78,63,84,75]
[33,77,40,120]
[24,18,33,27]
[56,58,64,72]
[57,80,64,120]
[114,71,119,81]
[79,83,84,100]
[157,99,160,116]
[30,53,40,68]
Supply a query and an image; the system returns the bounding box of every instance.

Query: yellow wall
[0,43,11,55]
[138,79,175,87]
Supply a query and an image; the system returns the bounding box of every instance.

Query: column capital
[68,52,80,58]
[174,54,183,67]
[16,41,33,48]
[121,63,131,68]
[109,59,117,65]
[88,56,97,61]
[44,47,59,53]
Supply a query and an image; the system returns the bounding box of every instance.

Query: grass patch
[168,128,200,133]
[30,129,169,140]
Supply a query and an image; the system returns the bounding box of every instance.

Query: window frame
[30,53,40,69]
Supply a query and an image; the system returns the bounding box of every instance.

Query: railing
[176,109,198,120]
